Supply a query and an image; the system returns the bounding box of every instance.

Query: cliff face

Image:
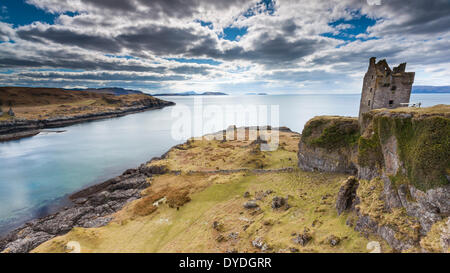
[298,116,359,174]
[298,105,450,252]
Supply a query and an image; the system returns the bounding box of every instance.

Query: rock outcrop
[298,116,359,174]
[300,105,450,252]
[335,176,359,215]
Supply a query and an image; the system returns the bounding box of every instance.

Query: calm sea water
[0,93,448,234]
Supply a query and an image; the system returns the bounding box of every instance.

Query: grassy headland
[32,128,385,253]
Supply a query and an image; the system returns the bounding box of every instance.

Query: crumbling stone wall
[358,57,415,124]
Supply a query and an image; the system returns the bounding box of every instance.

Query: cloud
[0,0,449,92]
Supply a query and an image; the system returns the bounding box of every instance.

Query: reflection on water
[0,93,448,234]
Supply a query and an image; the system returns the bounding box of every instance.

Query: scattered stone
[326,235,341,246]
[212,221,224,231]
[292,229,312,246]
[243,191,250,198]
[243,201,259,209]
[228,232,239,240]
[226,248,238,253]
[366,241,381,253]
[289,247,299,253]
[242,224,249,231]
[7,107,14,117]
[263,220,273,226]
[271,196,287,209]
[252,237,269,251]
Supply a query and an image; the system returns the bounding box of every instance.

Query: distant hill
[70,87,145,96]
[412,85,450,93]
[153,91,228,96]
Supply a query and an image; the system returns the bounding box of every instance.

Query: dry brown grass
[0,86,161,120]
[371,104,450,116]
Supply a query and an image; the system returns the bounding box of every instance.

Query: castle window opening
[368,100,371,106]
[389,100,394,106]
[391,86,396,91]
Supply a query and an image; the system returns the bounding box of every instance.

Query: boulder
[336,176,359,215]
[243,201,259,209]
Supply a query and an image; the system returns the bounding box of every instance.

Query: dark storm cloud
[16,26,121,53]
[28,0,256,19]
[117,25,205,55]
[188,34,329,66]
[364,0,450,36]
[0,50,168,73]
[14,22,326,67]
[18,71,186,81]
[170,65,211,75]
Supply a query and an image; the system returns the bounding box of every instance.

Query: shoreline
[0,126,292,253]
[0,151,171,253]
[0,101,175,142]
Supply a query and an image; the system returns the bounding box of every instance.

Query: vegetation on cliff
[359,105,450,190]
[301,116,360,151]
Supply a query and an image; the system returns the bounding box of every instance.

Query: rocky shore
[0,100,175,142]
[0,155,170,253]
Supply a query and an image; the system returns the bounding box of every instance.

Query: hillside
[70,87,144,96]
[0,86,174,140]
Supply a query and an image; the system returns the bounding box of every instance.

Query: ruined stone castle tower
[358,57,415,122]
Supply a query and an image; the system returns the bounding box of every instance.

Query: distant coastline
[153,91,228,96]
[412,85,450,93]
[0,87,175,142]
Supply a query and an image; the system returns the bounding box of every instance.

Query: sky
[0,0,449,94]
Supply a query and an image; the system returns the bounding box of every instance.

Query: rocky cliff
[298,105,450,252]
[298,116,359,174]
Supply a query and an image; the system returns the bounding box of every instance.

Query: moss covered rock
[298,116,359,174]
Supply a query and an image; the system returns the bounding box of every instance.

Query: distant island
[245,92,268,95]
[412,85,450,93]
[153,91,228,96]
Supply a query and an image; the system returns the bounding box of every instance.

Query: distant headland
[412,85,450,94]
[153,91,228,96]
